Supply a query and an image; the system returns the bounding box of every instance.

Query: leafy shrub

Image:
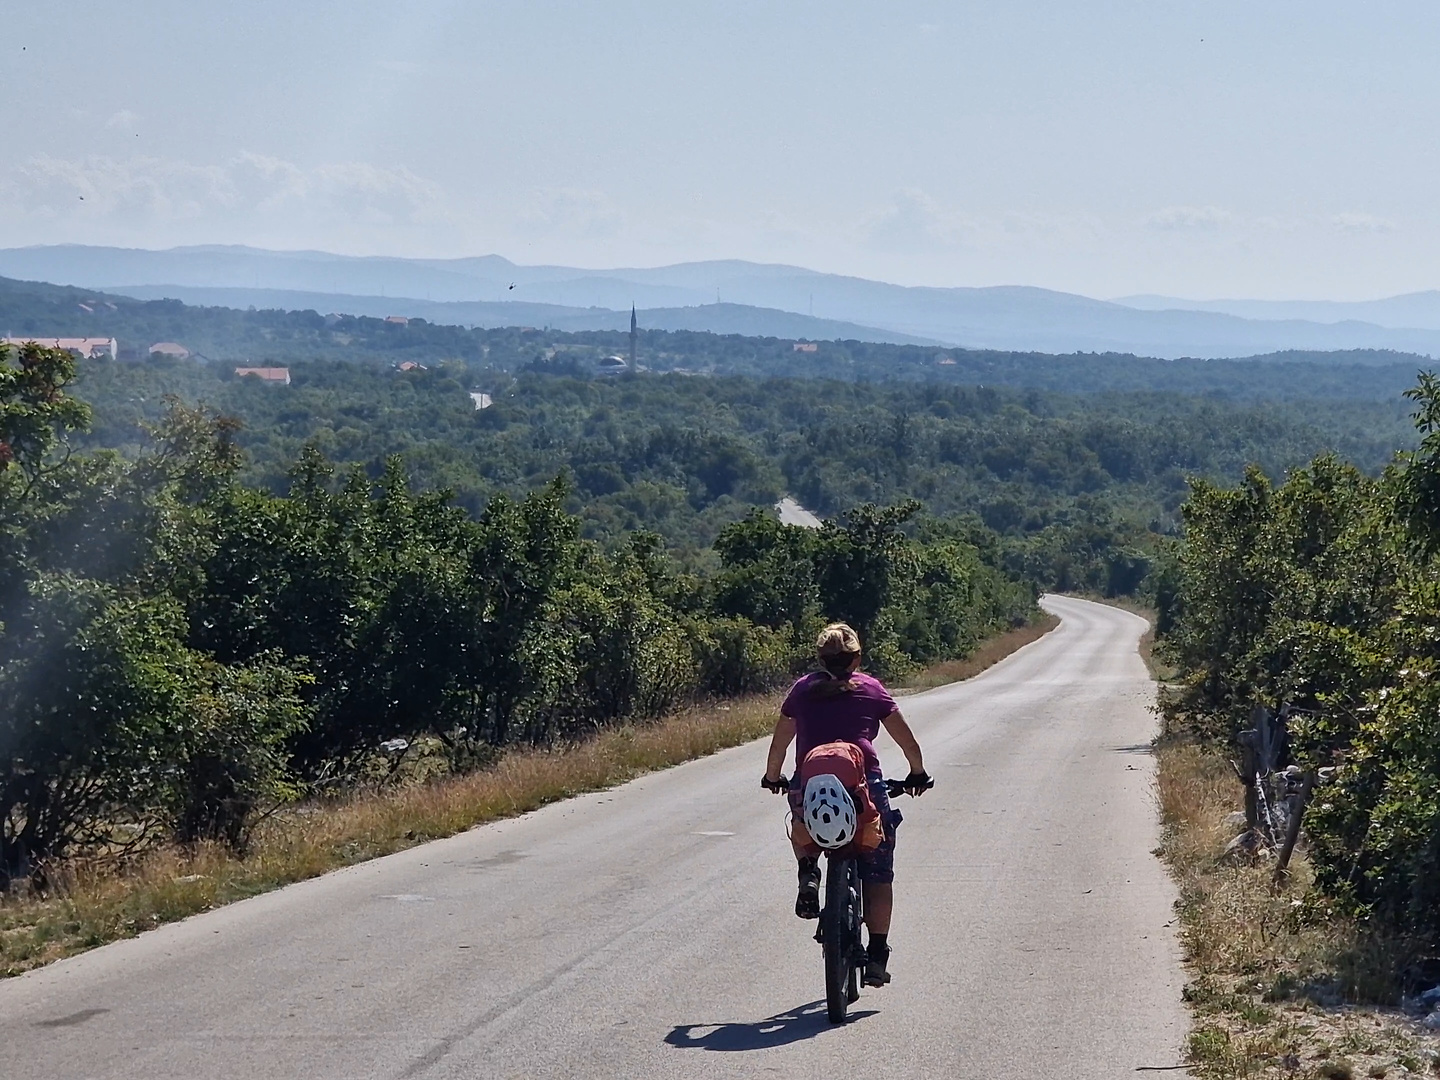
[1,342,1040,884]
[1167,373,1440,941]
[687,616,803,699]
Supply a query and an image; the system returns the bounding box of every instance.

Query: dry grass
[1156,738,1440,1078]
[1137,619,1181,684]
[0,695,779,977]
[896,613,1059,691]
[2,615,1056,978]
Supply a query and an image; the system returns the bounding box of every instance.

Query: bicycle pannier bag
[792,741,884,854]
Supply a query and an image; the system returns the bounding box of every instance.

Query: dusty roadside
[1,613,1057,978]
[1135,604,1440,1079]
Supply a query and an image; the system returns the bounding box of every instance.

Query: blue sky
[3,1,1439,298]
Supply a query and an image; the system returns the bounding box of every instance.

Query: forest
[5,285,1436,907]
[71,353,1417,596]
[0,342,1031,883]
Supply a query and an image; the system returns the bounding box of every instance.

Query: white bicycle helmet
[803,773,857,849]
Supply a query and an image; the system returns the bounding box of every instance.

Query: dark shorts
[791,772,901,885]
[859,774,901,885]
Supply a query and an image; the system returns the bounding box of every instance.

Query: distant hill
[101,284,941,346]
[1116,292,1440,331]
[0,272,1432,406]
[5,244,1440,360]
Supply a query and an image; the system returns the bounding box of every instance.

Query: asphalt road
[3,595,1189,1078]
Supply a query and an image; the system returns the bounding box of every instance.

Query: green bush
[1167,373,1440,941]
[686,616,803,699]
[3,343,1039,881]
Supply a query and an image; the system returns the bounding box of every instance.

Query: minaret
[628,305,637,369]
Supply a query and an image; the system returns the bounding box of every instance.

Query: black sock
[868,933,888,958]
[798,856,819,882]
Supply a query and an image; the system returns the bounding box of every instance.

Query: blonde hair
[812,623,862,694]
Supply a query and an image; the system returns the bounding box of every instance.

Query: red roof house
[234,366,291,385]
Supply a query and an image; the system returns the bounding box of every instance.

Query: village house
[792,342,819,353]
[148,342,191,359]
[3,336,117,360]
[234,366,291,385]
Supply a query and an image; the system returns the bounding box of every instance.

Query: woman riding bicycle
[761,622,930,987]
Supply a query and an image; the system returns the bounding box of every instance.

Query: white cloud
[1142,205,1235,231]
[995,209,1106,244]
[104,110,140,130]
[755,209,809,248]
[857,192,1110,258]
[1252,214,1300,233]
[1,153,444,229]
[862,188,976,252]
[1332,211,1394,233]
[518,188,624,239]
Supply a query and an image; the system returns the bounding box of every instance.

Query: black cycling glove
[902,770,933,796]
[761,774,789,793]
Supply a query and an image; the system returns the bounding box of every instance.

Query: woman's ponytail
[810,622,862,697]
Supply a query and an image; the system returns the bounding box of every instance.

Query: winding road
[3,595,1189,1078]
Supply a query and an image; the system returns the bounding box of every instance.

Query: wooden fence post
[1273,772,1315,884]
[1237,728,1260,831]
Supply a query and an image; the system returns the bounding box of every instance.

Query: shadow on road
[665,1000,875,1051]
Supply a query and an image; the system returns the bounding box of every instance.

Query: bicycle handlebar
[763,774,932,796]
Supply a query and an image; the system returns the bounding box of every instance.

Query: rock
[1418,985,1440,1005]
[1422,1009,1440,1031]
[1224,811,1250,829]
[380,738,409,754]
[1222,829,1268,863]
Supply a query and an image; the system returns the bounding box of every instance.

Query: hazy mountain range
[3,243,1439,360]
[96,285,941,347]
[1114,293,1440,330]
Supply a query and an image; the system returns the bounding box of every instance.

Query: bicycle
[782,776,933,1024]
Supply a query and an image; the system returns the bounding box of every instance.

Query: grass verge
[1109,601,1440,1076]
[1157,736,1438,1078]
[1,615,1058,978]
[0,697,779,978]
[896,613,1059,691]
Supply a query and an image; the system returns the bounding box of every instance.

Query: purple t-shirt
[781,671,897,774]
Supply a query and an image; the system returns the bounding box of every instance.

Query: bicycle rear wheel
[823,858,860,1023]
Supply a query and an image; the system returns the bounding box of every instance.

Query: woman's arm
[764,714,797,783]
[879,709,926,775]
